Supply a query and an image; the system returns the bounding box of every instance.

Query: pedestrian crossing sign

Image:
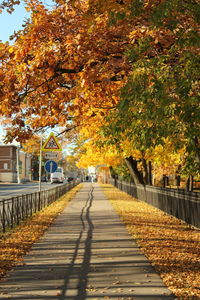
[42,133,62,152]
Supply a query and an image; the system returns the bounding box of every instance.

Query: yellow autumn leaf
[25,6,31,12]
[8,47,14,53]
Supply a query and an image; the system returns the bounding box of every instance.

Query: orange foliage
[0,0,132,141]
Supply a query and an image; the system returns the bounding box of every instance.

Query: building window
[4,163,8,170]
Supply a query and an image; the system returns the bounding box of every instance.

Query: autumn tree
[76,139,122,169]
[0,0,199,184]
[96,0,200,182]
[62,154,80,176]
[21,135,41,155]
[0,0,131,142]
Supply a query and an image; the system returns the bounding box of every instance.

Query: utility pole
[39,137,43,192]
[16,146,20,184]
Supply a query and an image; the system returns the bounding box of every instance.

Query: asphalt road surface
[0,182,61,200]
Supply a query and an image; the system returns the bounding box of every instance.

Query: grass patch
[102,184,200,299]
[0,184,82,280]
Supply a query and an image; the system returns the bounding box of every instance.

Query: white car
[51,168,65,184]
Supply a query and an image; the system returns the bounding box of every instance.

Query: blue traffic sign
[44,160,57,173]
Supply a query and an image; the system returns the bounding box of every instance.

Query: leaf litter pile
[103,185,200,299]
[0,184,82,280]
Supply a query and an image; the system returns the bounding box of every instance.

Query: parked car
[67,177,74,182]
[51,171,64,184]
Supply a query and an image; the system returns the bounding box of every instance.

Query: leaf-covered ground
[102,185,200,299]
[0,184,82,280]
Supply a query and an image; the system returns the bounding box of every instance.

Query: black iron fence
[111,179,200,229]
[0,180,80,233]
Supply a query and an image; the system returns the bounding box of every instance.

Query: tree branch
[55,64,84,74]
[56,125,78,136]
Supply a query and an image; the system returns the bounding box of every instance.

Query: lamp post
[16,146,20,184]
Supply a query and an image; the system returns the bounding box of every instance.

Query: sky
[0,3,29,143]
[0,3,29,43]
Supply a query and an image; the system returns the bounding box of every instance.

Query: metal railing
[111,179,200,229]
[0,180,80,233]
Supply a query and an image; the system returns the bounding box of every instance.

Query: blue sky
[0,3,28,142]
[0,3,29,42]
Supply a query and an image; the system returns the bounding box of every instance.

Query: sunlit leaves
[0,0,131,142]
[0,0,199,177]
[22,135,41,155]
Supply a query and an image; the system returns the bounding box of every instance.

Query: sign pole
[39,137,43,192]
[50,161,53,181]
[16,146,20,184]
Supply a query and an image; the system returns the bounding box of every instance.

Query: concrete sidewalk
[0,183,175,300]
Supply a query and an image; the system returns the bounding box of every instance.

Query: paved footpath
[0,183,175,300]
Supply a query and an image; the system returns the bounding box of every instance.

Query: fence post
[38,192,41,211]
[30,193,33,216]
[24,195,28,218]
[2,201,6,233]
[11,197,14,228]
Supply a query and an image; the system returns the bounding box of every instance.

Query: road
[0,182,61,200]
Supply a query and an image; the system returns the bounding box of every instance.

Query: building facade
[0,145,17,182]
[20,151,32,181]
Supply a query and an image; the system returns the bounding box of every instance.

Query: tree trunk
[194,136,200,163]
[109,166,117,179]
[124,156,144,185]
[186,175,194,192]
[109,166,118,186]
[148,161,152,185]
[141,158,148,184]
